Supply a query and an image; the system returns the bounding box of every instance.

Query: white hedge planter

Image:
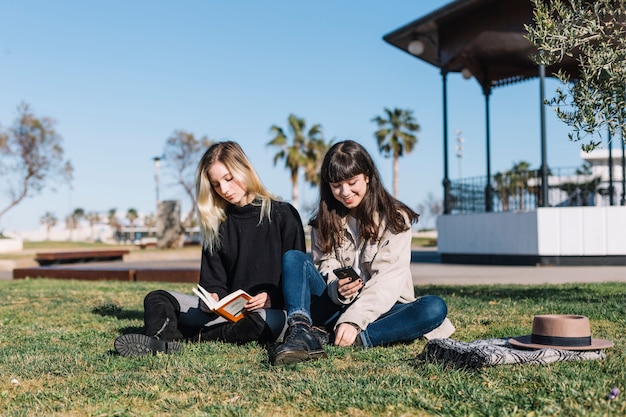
[0,238,23,253]
[437,206,626,265]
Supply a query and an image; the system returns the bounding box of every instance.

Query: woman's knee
[426,295,448,319]
[283,249,308,265]
[282,250,312,276]
[144,289,175,305]
[416,295,448,320]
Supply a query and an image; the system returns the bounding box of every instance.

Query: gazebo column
[620,126,626,206]
[442,70,452,214]
[483,85,493,212]
[608,128,614,205]
[539,63,549,207]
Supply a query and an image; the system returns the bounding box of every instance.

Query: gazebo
[383,0,626,265]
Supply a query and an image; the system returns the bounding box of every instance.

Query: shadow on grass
[117,325,144,335]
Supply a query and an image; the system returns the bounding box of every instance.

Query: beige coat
[311,214,416,331]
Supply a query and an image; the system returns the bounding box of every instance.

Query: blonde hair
[196,141,276,253]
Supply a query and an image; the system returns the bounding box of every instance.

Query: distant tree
[84,211,101,241]
[416,192,443,230]
[162,130,213,227]
[107,208,122,242]
[510,161,532,211]
[526,0,626,151]
[0,102,73,224]
[493,161,533,211]
[267,114,328,211]
[40,212,57,240]
[65,208,84,241]
[371,108,420,198]
[494,171,513,211]
[303,134,331,190]
[558,161,602,206]
[107,208,120,229]
[126,208,139,227]
[143,213,156,236]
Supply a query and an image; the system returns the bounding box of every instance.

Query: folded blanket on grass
[416,338,606,369]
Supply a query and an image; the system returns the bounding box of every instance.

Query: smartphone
[333,266,360,282]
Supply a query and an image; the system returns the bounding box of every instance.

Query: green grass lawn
[1,279,623,416]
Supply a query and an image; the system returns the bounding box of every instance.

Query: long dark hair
[310,140,419,253]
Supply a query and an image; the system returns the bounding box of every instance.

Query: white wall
[0,238,23,253]
[437,207,626,256]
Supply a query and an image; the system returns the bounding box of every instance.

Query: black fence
[448,166,625,214]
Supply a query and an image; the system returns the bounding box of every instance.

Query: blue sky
[0,0,586,232]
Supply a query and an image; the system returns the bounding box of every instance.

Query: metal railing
[448,167,625,214]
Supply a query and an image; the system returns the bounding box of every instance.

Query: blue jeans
[282,250,447,347]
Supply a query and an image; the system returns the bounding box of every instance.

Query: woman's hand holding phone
[334,267,363,299]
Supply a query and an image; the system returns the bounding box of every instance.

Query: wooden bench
[34,250,130,266]
[13,266,199,283]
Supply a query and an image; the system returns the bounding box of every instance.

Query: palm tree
[84,211,101,241]
[126,208,139,243]
[510,161,531,211]
[67,208,84,240]
[267,114,328,211]
[372,108,420,198]
[493,171,512,211]
[108,208,122,242]
[40,212,57,240]
[126,208,139,227]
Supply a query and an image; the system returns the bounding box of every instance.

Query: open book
[192,285,252,323]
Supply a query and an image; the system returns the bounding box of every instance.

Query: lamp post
[153,156,161,207]
[455,129,464,180]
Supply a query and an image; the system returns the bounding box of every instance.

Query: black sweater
[199,200,305,308]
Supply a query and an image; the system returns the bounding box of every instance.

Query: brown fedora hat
[509,314,614,351]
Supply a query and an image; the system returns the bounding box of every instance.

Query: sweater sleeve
[199,247,229,298]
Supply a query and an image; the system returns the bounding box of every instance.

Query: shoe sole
[273,348,327,365]
[114,334,183,357]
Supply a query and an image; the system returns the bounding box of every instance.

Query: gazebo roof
[383,0,579,92]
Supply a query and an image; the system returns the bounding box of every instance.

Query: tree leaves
[526,0,626,151]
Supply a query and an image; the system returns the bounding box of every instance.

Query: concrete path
[2,248,624,285]
[410,262,625,286]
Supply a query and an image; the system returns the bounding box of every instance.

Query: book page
[193,286,252,322]
[192,285,218,310]
[217,295,250,318]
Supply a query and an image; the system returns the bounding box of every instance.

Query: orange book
[192,285,252,323]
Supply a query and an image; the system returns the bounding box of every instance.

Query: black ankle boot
[114,290,184,357]
[142,290,184,341]
[272,317,327,365]
[114,331,183,357]
[196,313,272,345]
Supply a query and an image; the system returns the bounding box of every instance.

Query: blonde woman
[115,141,306,357]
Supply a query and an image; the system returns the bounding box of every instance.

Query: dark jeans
[282,250,447,347]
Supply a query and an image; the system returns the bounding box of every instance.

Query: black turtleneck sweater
[199,200,305,308]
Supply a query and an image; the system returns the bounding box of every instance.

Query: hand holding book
[193,285,252,323]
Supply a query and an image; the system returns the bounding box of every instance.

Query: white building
[581,148,626,205]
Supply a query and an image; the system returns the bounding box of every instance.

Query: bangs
[324,152,364,183]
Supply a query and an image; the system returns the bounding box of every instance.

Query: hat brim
[509,335,614,351]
